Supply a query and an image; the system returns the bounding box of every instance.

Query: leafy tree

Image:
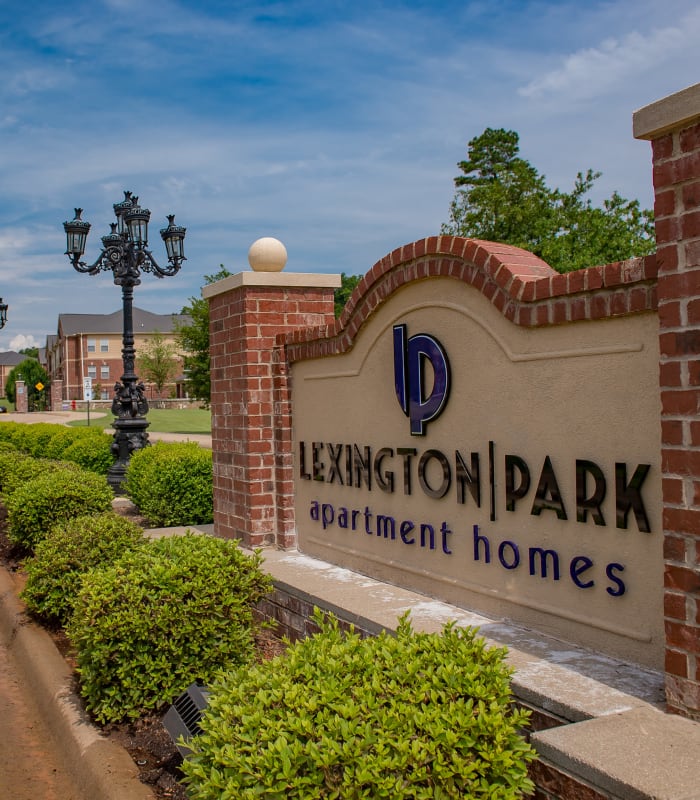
[175,266,232,405]
[19,346,39,359]
[5,358,49,410]
[443,127,655,272]
[334,272,361,317]
[136,331,179,394]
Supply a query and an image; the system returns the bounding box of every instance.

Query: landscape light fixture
[63,191,186,492]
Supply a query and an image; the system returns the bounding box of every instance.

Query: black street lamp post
[0,298,8,329]
[64,191,186,492]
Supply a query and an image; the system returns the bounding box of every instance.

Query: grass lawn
[68,407,211,434]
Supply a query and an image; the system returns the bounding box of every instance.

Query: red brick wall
[209,283,336,548]
[284,240,657,366]
[649,121,700,720]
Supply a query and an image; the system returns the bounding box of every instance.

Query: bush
[68,533,271,723]
[124,442,213,526]
[62,431,114,475]
[45,427,88,460]
[0,449,29,494]
[15,423,65,457]
[182,613,535,800]
[0,421,21,444]
[6,468,113,549]
[0,421,34,449]
[22,512,145,623]
[0,453,80,502]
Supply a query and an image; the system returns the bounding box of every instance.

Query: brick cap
[633,82,700,140]
[202,271,342,299]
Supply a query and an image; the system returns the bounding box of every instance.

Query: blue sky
[1,0,698,351]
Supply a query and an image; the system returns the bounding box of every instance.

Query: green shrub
[22,512,145,623]
[124,442,213,526]
[0,453,80,502]
[0,421,35,449]
[0,421,22,443]
[15,423,65,457]
[68,533,271,723]
[182,613,535,800]
[6,468,113,549]
[45,427,87,460]
[0,449,29,494]
[61,431,114,475]
[0,440,17,453]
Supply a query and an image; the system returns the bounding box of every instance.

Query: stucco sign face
[393,324,450,435]
[292,278,662,669]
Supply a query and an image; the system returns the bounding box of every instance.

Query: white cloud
[8,333,39,352]
[519,8,700,102]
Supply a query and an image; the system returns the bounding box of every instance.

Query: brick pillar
[635,84,700,719]
[204,270,340,548]
[15,380,28,413]
[50,379,63,411]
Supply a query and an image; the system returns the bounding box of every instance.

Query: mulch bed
[0,503,286,800]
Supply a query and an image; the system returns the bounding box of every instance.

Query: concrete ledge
[202,270,341,298]
[633,82,700,140]
[259,548,664,723]
[0,567,153,800]
[532,706,700,800]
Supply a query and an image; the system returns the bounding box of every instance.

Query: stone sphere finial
[248,237,288,272]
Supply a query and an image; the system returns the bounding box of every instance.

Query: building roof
[0,351,33,366]
[58,307,190,336]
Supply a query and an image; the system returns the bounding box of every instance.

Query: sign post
[35,382,44,412]
[83,377,93,427]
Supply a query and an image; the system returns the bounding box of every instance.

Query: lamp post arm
[68,248,121,276]
[140,249,184,278]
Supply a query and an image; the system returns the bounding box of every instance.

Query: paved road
[0,629,84,799]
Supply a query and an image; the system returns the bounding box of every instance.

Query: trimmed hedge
[22,512,145,623]
[124,442,213,526]
[0,423,113,476]
[0,453,80,502]
[68,533,272,723]
[182,613,535,800]
[15,422,66,458]
[6,468,113,549]
[62,431,114,475]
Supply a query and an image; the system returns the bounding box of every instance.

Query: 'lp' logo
[393,324,451,435]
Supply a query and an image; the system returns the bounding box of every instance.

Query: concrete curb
[0,567,153,800]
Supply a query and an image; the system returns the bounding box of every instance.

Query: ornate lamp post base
[108,415,150,494]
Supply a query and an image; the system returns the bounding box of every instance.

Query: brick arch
[284,236,657,364]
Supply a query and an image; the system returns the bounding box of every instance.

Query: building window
[100,366,110,380]
[100,339,109,352]
[101,389,109,400]
[87,338,96,353]
[87,365,97,379]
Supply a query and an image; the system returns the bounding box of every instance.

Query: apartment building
[47,308,190,402]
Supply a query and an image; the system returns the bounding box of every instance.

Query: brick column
[204,271,339,548]
[50,379,63,411]
[15,380,28,413]
[635,84,700,719]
